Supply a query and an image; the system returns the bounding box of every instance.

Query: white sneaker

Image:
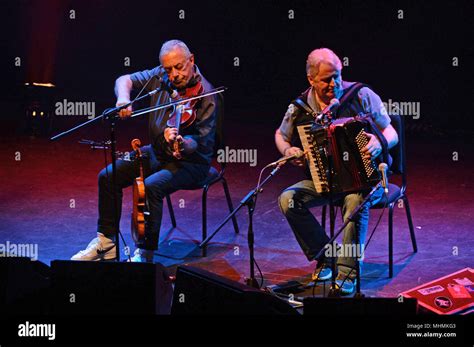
[128,248,154,263]
[71,233,116,261]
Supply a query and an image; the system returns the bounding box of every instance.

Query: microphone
[268,150,307,167]
[316,98,340,122]
[378,163,389,194]
[156,76,179,99]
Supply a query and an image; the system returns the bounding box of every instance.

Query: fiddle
[166,81,204,159]
[131,138,148,244]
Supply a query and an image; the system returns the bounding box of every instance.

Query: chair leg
[388,202,394,278]
[202,186,209,257]
[166,194,177,228]
[403,195,417,253]
[321,205,327,231]
[222,177,239,234]
[321,205,339,233]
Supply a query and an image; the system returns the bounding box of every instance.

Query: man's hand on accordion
[362,132,382,160]
[284,147,306,166]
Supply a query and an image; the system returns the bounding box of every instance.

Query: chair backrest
[213,92,225,156]
[388,114,407,190]
[210,92,228,173]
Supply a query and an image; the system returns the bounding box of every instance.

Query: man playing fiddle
[72,40,219,262]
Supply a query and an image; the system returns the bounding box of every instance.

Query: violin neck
[175,117,181,134]
[139,162,144,179]
[134,147,145,179]
[175,106,183,134]
[135,151,145,179]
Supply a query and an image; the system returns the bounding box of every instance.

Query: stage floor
[1,118,473,299]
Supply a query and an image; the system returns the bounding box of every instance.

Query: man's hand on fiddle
[362,132,382,160]
[284,147,305,166]
[164,127,181,144]
[116,99,132,119]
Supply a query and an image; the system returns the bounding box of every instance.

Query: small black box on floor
[0,257,51,314]
[171,265,298,315]
[51,260,173,315]
[303,297,418,315]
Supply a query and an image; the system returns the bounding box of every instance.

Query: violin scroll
[131,138,142,153]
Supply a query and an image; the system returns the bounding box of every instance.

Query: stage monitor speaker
[303,297,418,315]
[51,260,173,315]
[171,265,298,315]
[0,256,51,314]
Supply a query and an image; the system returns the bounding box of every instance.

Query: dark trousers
[97,145,209,250]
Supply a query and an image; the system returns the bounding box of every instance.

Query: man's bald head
[306,48,342,78]
[159,39,192,62]
[306,48,343,105]
[159,40,195,89]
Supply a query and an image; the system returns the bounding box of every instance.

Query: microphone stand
[316,110,340,296]
[313,181,385,297]
[314,110,388,297]
[326,126,339,297]
[51,86,226,261]
[315,108,389,297]
[200,162,285,288]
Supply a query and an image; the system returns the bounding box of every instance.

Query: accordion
[297,116,382,194]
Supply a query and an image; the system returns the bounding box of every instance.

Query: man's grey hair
[159,40,192,61]
[306,48,342,78]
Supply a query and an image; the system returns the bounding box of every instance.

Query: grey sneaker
[335,274,356,295]
[128,248,154,263]
[312,264,333,282]
[71,233,116,261]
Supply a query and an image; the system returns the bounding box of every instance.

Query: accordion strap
[292,88,318,118]
[292,83,370,119]
[338,82,369,112]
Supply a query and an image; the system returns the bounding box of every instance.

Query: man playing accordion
[275,48,398,295]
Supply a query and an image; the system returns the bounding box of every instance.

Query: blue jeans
[278,180,384,279]
[97,145,209,250]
